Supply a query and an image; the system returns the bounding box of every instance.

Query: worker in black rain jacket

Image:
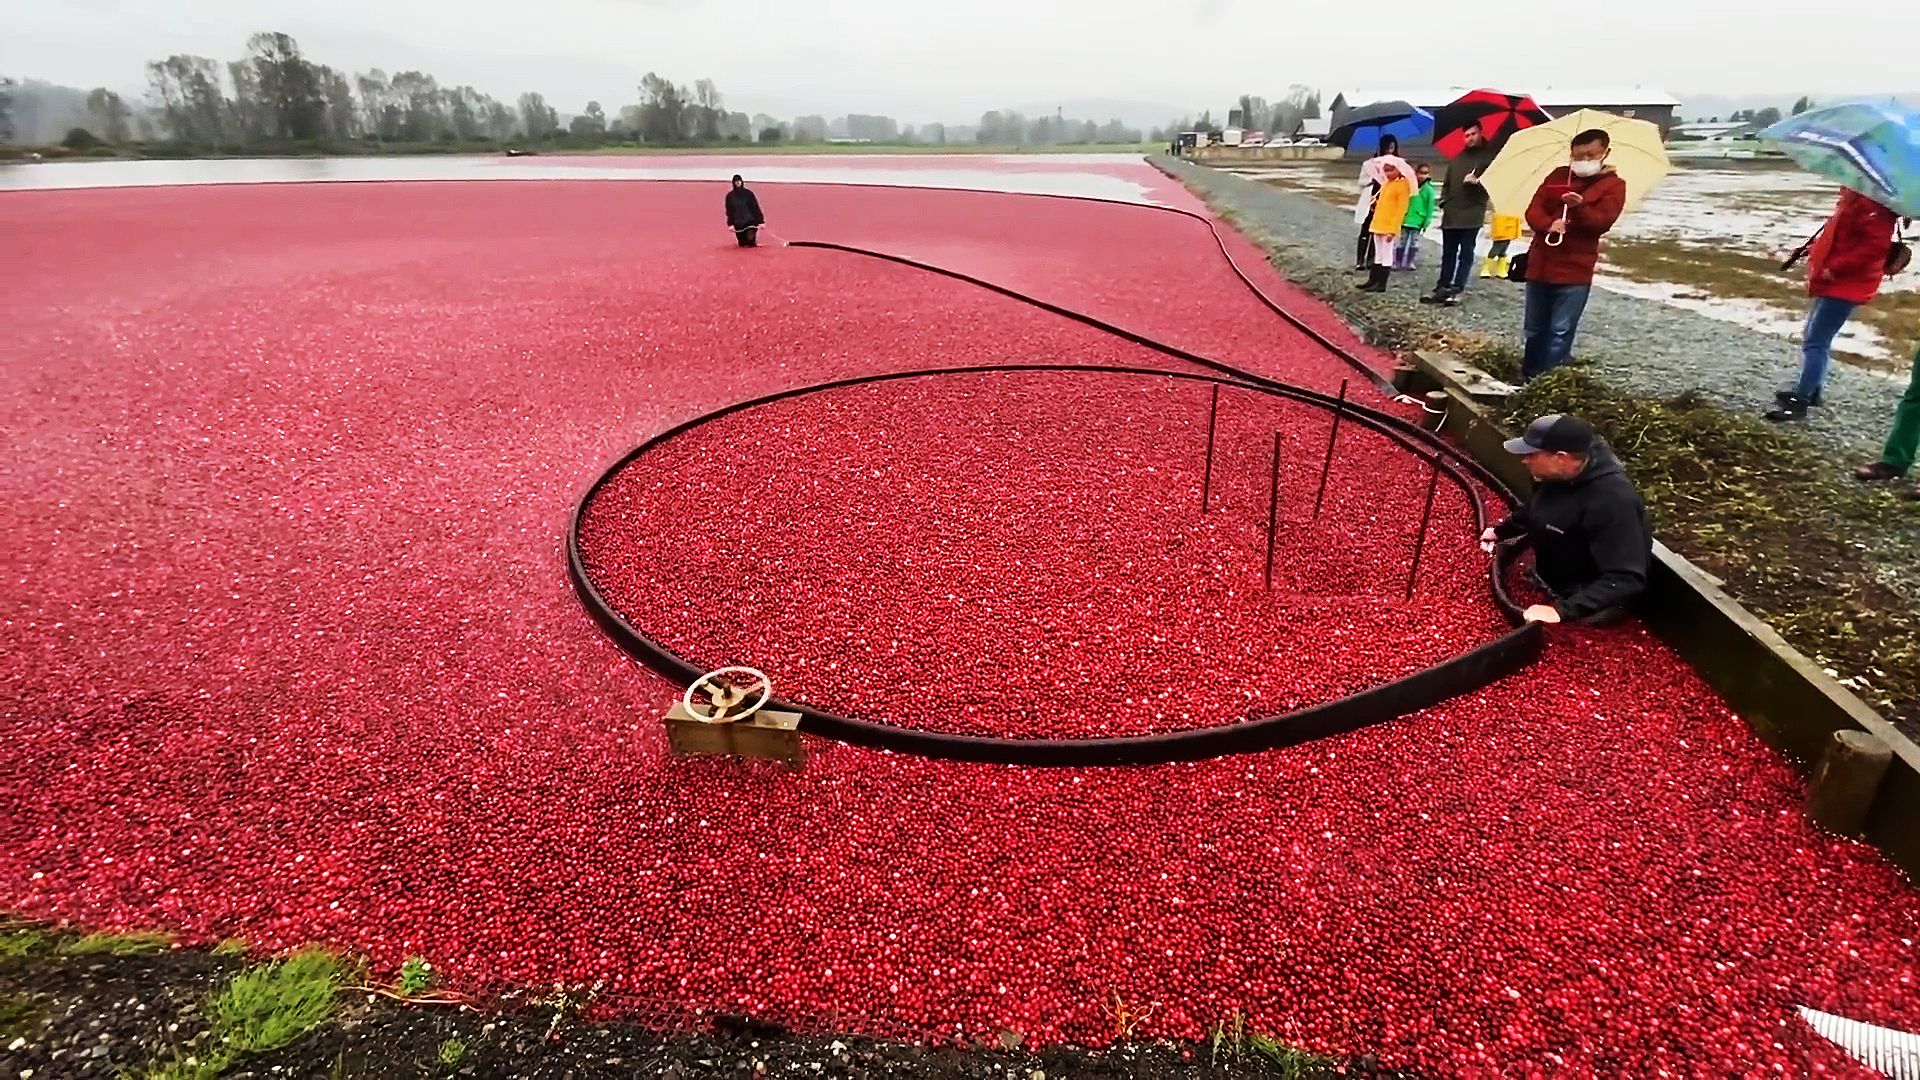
[725,174,765,247]
[1481,413,1653,625]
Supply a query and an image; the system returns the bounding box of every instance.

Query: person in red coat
[1765,188,1900,421]
[1520,129,1629,380]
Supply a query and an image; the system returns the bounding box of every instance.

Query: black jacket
[1493,443,1652,619]
[1438,142,1497,230]
[724,186,764,228]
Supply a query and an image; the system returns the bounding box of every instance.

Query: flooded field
[1236,160,1918,365]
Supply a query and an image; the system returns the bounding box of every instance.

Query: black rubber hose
[569,365,1543,768]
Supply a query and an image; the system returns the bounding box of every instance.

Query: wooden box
[663,701,806,768]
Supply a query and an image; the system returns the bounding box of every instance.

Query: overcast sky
[7,0,1912,124]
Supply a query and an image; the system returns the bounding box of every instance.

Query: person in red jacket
[1520,129,1629,380]
[1764,188,1900,421]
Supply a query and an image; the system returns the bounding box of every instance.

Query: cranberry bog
[5,171,1919,1076]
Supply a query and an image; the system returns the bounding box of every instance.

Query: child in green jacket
[1393,163,1436,271]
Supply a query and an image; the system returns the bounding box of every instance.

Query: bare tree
[485,100,517,141]
[231,32,325,140]
[691,78,723,141]
[146,55,229,142]
[518,92,558,140]
[389,71,443,140]
[316,67,356,139]
[356,70,397,139]
[638,73,687,143]
[85,88,133,142]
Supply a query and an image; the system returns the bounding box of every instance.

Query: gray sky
[7,0,1912,125]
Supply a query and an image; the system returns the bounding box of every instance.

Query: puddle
[1596,273,1900,365]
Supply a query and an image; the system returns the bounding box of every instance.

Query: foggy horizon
[6,0,1917,128]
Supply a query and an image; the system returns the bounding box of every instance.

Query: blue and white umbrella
[1760,100,1920,218]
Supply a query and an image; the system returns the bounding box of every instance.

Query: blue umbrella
[1330,101,1436,153]
[1759,100,1920,218]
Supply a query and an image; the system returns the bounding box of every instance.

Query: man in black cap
[1481,413,1653,624]
[724,175,764,247]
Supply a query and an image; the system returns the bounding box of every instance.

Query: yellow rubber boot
[1494,255,1511,278]
[1479,255,1497,278]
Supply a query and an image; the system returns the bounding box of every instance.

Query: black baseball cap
[1502,414,1595,455]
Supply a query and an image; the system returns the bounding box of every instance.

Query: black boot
[1764,394,1810,422]
[1775,387,1822,408]
[1355,266,1389,292]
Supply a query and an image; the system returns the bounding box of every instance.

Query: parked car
[1269,137,1295,147]
[1293,136,1324,146]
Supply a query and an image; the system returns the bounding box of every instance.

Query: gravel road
[1156,155,1909,461]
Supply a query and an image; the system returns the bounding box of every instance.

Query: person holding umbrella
[1421,90,1550,306]
[1331,102,1432,269]
[1421,126,1497,305]
[1516,128,1628,378]
[1763,188,1901,421]
[1351,134,1402,270]
[1758,100,1920,421]
[1480,110,1669,381]
[1358,156,1416,292]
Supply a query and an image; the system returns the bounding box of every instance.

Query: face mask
[1570,159,1604,178]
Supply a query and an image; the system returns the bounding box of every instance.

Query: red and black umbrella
[1431,89,1552,158]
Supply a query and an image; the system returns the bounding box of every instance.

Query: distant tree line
[1,32,1152,155]
[1147,85,1321,143]
[974,109,1142,146]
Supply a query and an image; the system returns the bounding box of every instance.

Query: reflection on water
[0,153,1159,203]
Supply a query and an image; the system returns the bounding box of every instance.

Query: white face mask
[1570,158,1604,178]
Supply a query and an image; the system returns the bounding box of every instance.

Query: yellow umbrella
[1477,108,1670,219]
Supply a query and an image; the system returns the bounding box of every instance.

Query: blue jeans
[1522,281,1594,379]
[1437,227,1480,292]
[1794,296,1860,401]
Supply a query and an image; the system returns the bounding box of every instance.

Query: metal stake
[1404,456,1442,601]
[1201,384,1220,514]
[1312,378,1348,519]
[1264,430,1282,592]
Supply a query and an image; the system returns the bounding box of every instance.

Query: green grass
[1208,1011,1333,1078]
[60,930,174,956]
[437,1036,468,1069]
[211,938,249,958]
[211,947,352,1054]
[0,928,50,957]
[1248,1031,1335,1078]
[396,955,435,998]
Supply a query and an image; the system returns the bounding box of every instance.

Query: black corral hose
[569,365,1542,768]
